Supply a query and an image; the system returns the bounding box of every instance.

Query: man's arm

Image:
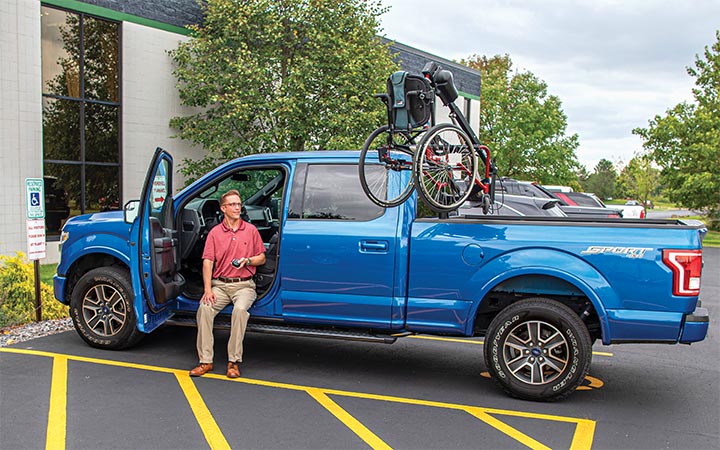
[247,253,266,267]
[200,258,216,305]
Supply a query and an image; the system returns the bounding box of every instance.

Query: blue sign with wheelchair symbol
[25,178,45,219]
[30,192,41,206]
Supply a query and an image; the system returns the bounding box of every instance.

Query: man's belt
[215,276,253,283]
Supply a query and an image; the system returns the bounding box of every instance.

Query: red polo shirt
[202,219,266,279]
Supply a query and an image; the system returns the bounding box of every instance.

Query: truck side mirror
[124,200,140,224]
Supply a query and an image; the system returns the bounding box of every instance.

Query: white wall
[433,96,481,137]
[0,0,44,260]
[122,22,202,200]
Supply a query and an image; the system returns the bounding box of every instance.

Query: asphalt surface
[1,248,718,450]
[645,209,697,220]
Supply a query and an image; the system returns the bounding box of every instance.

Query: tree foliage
[170,0,398,181]
[634,31,720,229]
[582,159,617,200]
[615,154,660,203]
[458,54,580,184]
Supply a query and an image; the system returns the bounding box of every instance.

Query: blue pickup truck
[53,148,709,401]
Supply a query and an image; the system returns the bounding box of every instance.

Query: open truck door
[128,147,184,332]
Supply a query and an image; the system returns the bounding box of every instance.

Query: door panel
[280,164,401,329]
[130,148,184,332]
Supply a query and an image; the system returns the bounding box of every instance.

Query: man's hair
[220,189,241,205]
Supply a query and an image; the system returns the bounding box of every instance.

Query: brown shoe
[189,363,213,377]
[227,362,241,378]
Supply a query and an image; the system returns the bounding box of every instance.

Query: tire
[413,123,477,212]
[70,266,144,350]
[483,298,592,401]
[358,125,417,208]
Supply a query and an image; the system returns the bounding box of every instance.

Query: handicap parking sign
[26,178,45,219]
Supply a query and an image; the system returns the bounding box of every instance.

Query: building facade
[1,0,481,263]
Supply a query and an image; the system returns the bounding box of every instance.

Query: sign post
[25,178,46,322]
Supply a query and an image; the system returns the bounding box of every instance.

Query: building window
[41,5,120,236]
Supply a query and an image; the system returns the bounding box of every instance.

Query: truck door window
[288,164,384,221]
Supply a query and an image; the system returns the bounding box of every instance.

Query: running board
[164,316,398,344]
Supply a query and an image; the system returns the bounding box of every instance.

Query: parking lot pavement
[0,330,596,450]
[1,248,717,450]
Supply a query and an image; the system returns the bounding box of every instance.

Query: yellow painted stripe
[406,335,614,357]
[408,335,485,345]
[569,418,597,450]
[466,407,551,450]
[175,373,230,450]
[2,347,595,448]
[307,388,392,450]
[46,356,67,450]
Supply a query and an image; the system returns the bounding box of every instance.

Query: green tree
[584,159,617,200]
[615,154,660,203]
[458,54,580,183]
[170,0,398,181]
[634,31,720,229]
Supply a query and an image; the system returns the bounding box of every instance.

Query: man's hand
[200,290,216,306]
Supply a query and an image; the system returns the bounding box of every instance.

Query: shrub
[0,252,69,328]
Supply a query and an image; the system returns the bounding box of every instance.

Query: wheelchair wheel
[359,125,417,208]
[413,123,477,212]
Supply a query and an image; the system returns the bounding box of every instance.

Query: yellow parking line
[408,335,485,345]
[46,356,67,450]
[307,388,391,450]
[465,407,551,450]
[175,373,230,450]
[406,335,614,357]
[570,419,597,450]
[1,348,596,449]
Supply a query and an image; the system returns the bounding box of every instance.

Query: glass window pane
[85,103,119,163]
[42,173,71,237]
[302,165,383,221]
[85,164,120,213]
[44,162,81,217]
[43,97,81,161]
[41,6,80,98]
[83,16,119,102]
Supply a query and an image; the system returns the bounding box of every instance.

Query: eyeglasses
[222,202,242,208]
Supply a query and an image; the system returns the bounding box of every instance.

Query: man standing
[189,189,266,378]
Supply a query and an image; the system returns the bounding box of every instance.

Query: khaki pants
[196,279,256,363]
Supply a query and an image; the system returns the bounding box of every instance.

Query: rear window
[288,164,384,221]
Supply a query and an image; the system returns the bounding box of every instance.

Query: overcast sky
[378,0,719,172]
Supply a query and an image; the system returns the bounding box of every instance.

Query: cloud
[379,0,719,169]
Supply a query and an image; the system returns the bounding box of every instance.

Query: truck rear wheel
[70,266,144,350]
[484,298,592,401]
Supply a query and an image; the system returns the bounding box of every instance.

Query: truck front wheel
[484,298,592,401]
[70,267,143,350]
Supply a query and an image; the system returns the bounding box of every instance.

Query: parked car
[495,178,623,218]
[616,200,646,219]
[459,193,566,217]
[52,149,708,401]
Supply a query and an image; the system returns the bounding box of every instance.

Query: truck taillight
[662,249,702,296]
[640,209,646,219]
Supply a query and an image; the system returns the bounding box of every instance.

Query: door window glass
[289,164,384,221]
